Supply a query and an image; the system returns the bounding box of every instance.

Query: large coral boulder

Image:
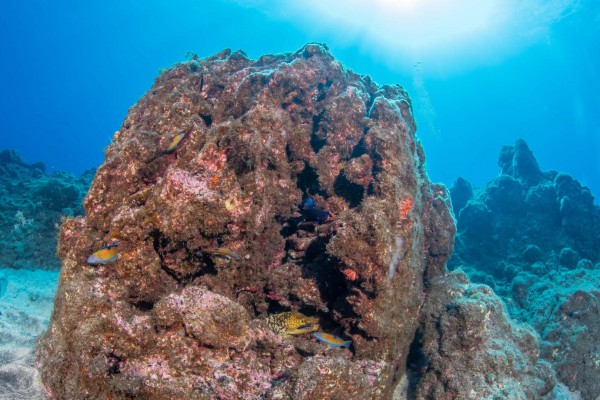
[36,44,454,399]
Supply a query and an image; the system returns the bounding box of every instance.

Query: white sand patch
[0,267,58,400]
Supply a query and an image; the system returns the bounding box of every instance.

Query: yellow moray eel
[266,311,319,337]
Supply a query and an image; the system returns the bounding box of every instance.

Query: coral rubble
[0,150,93,270]
[36,44,455,399]
[450,139,600,399]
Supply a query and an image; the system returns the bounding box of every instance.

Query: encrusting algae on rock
[36,44,456,400]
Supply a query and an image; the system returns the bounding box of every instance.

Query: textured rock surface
[450,139,600,399]
[37,44,455,399]
[415,271,556,400]
[0,149,94,270]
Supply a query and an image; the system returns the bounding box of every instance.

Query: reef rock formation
[415,271,556,400]
[36,44,455,399]
[0,149,93,270]
[450,139,600,399]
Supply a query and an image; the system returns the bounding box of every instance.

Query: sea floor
[0,267,58,400]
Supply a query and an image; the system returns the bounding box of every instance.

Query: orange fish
[164,132,187,154]
[87,243,119,265]
[312,332,351,348]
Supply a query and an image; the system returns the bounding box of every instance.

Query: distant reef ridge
[0,149,94,270]
[451,138,600,399]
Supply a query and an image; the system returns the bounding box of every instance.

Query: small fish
[164,132,187,154]
[266,311,319,337]
[312,332,351,348]
[301,197,315,210]
[300,207,331,224]
[87,243,119,265]
[200,248,241,261]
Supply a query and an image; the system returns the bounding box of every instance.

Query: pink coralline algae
[36,44,455,399]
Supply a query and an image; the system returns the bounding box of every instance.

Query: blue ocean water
[1,1,600,399]
[1,0,598,196]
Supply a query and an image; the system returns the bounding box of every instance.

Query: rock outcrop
[0,149,94,270]
[450,139,600,399]
[415,271,556,400]
[37,44,455,399]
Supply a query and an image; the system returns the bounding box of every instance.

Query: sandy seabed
[0,267,58,400]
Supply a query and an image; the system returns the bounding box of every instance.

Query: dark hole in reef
[367,182,375,196]
[316,91,327,102]
[333,171,364,208]
[299,236,352,327]
[267,300,289,315]
[405,330,427,393]
[150,229,217,283]
[107,353,122,375]
[312,112,324,134]
[131,300,155,312]
[229,153,255,177]
[310,132,327,154]
[285,144,293,161]
[199,114,212,127]
[351,135,368,158]
[267,161,277,171]
[310,112,327,154]
[316,79,333,102]
[295,347,315,358]
[371,150,384,177]
[297,162,327,197]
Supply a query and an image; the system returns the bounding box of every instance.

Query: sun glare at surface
[235,0,581,74]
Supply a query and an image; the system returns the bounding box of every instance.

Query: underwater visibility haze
[0,0,599,399]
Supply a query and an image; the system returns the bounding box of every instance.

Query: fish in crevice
[266,311,319,337]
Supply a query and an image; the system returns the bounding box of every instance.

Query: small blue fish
[87,243,119,265]
[312,332,351,348]
[300,208,331,224]
[299,197,332,224]
[301,197,316,210]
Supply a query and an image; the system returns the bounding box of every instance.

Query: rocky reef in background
[0,150,94,270]
[450,139,600,399]
[36,44,457,399]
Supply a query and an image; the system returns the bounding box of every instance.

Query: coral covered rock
[451,139,600,399]
[415,271,556,400]
[36,44,455,399]
[0,149,94,270]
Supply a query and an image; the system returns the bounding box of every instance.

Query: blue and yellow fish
[312,332,351,348]
[199,247,241,261]
[87,243,119,265]
[164,132,187,154]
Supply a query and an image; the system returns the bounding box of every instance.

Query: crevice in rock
[350,134,368,159]
[315,79,332,102]
[199,113,212,127]
[310,111,326,153]
[106,352,123,375]
[150,229,216,283]
[296,162,327,197]
[333,171,364,208]
[130,299,155,312]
